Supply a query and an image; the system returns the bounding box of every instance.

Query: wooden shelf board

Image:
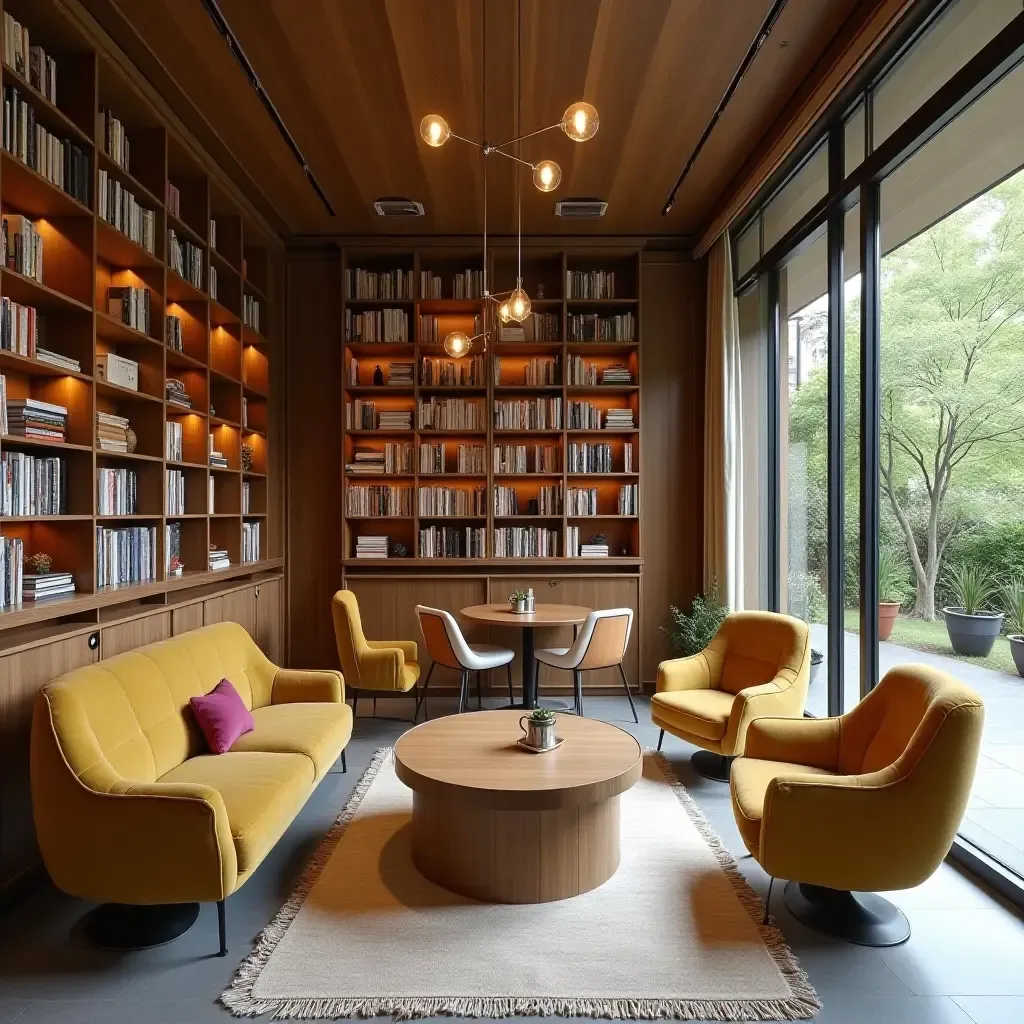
[166,270,207,303]
[345,298,414,307]
[345,386,414,395]
[342,556,643,569]
[210,299,240,326]
[243,277,268,303]
[96,514,162,521]
[210,249,241,278]
[344,342,414,356]
[565,297,638,306]
[1,434,91,453]
[0,350,89,380]
[96,218,162,270]
[166,348,208,372]
[1,65,94,148]
[0,150,92,218]
[96,379,163,405]
[566,342,638,353]
[243,383,269,399]
[95,311,163,349]
[168,211,207,249]
[166,459,208,470]
[242,324,269,345]
[0,514,91,522]
[210,415,241,429]
[98,150,164,211]
[210,367,243,386]
[96,449,163,463]
[0,268,91,314]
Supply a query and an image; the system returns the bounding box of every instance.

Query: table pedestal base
[410,792,621,904]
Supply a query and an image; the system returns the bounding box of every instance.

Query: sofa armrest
[724,679,809,757]
[743,715,841,770]
[367,639,418,662]
[272,668,344,704]
[357,645,409,691]
[656,653,711,693]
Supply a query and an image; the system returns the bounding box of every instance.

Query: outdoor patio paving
[809,624,1024,880]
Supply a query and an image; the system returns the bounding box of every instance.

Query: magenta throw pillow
[190,679,254,753]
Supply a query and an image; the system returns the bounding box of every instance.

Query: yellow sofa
[730,664,984,945]
[652,610,810,780]
[30,621,352,954]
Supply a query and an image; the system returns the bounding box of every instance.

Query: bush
[662,581,728,657]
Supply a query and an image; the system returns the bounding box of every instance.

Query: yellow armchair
[730,664,984,945]
[652,610,810,780]
[331,590,421,717]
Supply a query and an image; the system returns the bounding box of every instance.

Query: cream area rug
[222,749,820,1020]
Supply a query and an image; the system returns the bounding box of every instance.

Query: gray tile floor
[1,694,1022,1023]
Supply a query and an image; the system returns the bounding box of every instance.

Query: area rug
[222,749,820,1020]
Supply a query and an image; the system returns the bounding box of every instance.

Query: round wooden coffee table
[394,710,642,904]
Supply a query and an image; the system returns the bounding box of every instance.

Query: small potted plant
[1003,575,1024,677]
[943,564,1003,657]
[508,589,529,614]
[168,554,184,578]
[809,648,824,686]
[878,546,909,641]
[519,706,559,750]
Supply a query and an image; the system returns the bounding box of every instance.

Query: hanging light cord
[516,0,522,286]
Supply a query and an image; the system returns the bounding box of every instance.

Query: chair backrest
[715,611,811,696]
[568,608,634,670]
[415,606,476,670]
[331,590,368,687]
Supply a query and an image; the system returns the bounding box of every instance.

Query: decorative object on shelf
[536,282,545,299]
[241,443,254,472]
[418,0,599,355]
[28,552,53,574]
[125,427,137,454]
[168,554,183,578]
[590,533,607,546]
[391,541,408,558]
[373,364,384,386]
[210,404,216,416]
[518,706,560,752]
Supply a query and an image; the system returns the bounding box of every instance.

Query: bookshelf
[341,247,641,567]
[0,0,281,628]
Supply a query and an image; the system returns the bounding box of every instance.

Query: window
[763,143,828,251]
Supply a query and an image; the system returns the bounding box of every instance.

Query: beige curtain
[703,232,745,609]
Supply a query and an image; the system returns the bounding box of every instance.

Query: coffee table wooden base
[410,791,621,904]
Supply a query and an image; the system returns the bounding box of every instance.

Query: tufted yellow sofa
[30,621,351,954]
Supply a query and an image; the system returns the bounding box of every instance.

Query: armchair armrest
[272,668,344,704]
[357,645,407,691]
[367,639,418,662]
[743,715,841,770]
[725,679,811,757]
[656,652,712,693]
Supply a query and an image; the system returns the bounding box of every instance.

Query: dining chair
[414,606,515,717]
[534,608,636,722]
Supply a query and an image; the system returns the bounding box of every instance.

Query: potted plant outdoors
[877,546,909,642]
[1003,575,1024,677]
[809,649,824,686]
[942,564,1003,657]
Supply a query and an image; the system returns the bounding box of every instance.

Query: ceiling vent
[555,197,608,219]
[373,197,425,217]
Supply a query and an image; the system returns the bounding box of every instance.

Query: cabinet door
[0,633,99,890]
[204,585,257,637]
[100,612,171,659]
[172,603,204,636]
[255,578,284,665]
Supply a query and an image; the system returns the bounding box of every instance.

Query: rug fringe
[220,746,821,1020]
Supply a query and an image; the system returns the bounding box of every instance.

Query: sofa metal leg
[84,902,199,951]
[783,881,910,947]
[217,899,227,957]
[657,729,665,752]
[691,750,733,782]
[618,664,638,723]
[341,750,347,774]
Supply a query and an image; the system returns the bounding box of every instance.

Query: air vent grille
[373,198,425,217]
[555,198,608,219]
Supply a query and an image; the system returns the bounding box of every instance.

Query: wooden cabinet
[255,578,284,665]
[172,603,204,636]
[204,585,257,636]
[100,613,171,659]
[0,633,99,889]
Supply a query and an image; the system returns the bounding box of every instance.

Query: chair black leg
[352,691,358,719]
[506,663,514,705]
[414,664,434,722]
[458,670,469,714]
[373,697,377,717]
[476,671,483,710]
[574,670,584,717]
[217,900,226,957]
[341,750,347,774]
[764,877,774,925]
[657,728,665,751]
[618,663,638,723]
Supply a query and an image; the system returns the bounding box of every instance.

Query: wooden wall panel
[172,603,205,636]
[204,585,258,637]
[256,578,285,666]
[100,613,171,659]
[640,253,707,683]
[286,251,342,670]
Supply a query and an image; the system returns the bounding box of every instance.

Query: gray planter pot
[1010,635,1024,677]
[943,607,1004,657]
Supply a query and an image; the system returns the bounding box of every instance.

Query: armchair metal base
[691,750,733,782]
[784,882,911,947]
[83,901,200,951]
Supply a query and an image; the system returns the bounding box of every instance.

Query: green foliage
[877,546,910,604]
[1002,576,1024,636]
[662,581,728,657]
[943,563,996,615]
[528,707,557,724]
[787,571,827,623]
[508,589,528,603]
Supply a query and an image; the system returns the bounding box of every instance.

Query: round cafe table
[459,602,591,710]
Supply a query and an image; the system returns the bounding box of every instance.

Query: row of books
[165,420,183,461]
[494,398,562,431]
[165,521,181,574]
[166,182,180,219]
[417,271,484,300]
[3,87,89,206]
[347,443,414,475]
[243,294,261,332]
[493,526,560,558]
[494,484,562,516]
[96,467,138,516]
[242,520,261,563]
[618,483,639,515]
[567,441,634,474]
[419,315,483,345]
[345,308,409,343]
[494,356,560,386]
[567,312,635,343]
[420,356,485,386]
[97,525,157,586]
[98,170,156,253]
[241,481,252,514]
[165,314,183,351]
[418,442,487,475]
[498,313,560,343]
[0,535,23,606]
[387,361,415,386]
[107,285,151,334]
[567,357,633,385]
[566,487,599,517]
[3,214,43,281]
[418,398,485,431]
[99,106,130,171]
[345,485,412,518]
[566,527,609,558]
[3,14,56,102]
[493,444,559,475]
[0,304,80,371]
[167,469,186,516]
[567,270,616,300]
[98,411,130,453]
[417,486,486,517]
[345,401,412,432]
[169,230,204,288]
[566,402,636,430]
[0,452,65,517]
[345,268,414,300]
[209,264,218,301]
[419,526,485,559]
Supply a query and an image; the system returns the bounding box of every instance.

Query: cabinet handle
[255,585,261,598]
[88,632,100,651]
[549,580,558,588]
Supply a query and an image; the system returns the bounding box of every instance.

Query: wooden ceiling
[81,0,863,239]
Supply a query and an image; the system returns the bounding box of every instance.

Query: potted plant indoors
[877,546,908,642]
[1003,575,1024,677]
[943,564,1003,657]
[809,649,824,686]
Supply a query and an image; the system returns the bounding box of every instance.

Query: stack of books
[0,535,23,606]
[36,348,80,372]
[377,409,412,431]
[209,547,230,571]
[166,378,191,408]
[387,361,414,385]
[581,542,610,558]
[97,411,130,453]
[601,364,633,385]
[355,535,388,559]
[605,407,635,430]
[209,448,229,470]
[346,450,385,476]
[165,420,183,460]
[22,572,75,602]
[7,398,67,440]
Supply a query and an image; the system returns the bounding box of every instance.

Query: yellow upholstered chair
[652,610,810,780]
[30,622,352,955]
[730,664,984,946]
[331,589,420,718]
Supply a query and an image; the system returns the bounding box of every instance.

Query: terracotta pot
[878,602,901,642]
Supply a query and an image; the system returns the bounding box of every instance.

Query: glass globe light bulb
[561,101,599,142]
[420,114,451,148]
[498,300,513,323]
[508,286,531,323]
[443,330,471,357]
[532,159,562,192]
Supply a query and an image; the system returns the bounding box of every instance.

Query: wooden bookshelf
[341,247,641,566]
[0,0,282,631]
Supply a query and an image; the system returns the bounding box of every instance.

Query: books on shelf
[494,356,560,386]
[98,170,156,252]
[0,535,24,606]
[210,218,217,250]
[96,466,137,515]
[498,311,560,343]
[602,364,633,384]
[166,378,191,408]
[167,469,185,515]
[567,441,612,474]
[418,486,486,517]
[566,526,610,558]
[242,520,260,563]
[347,442,413,476]
[452,269,483,299]
[345,268,414,300]
[0,297,41,356]
[243,294,260,332]
[566,487,598,517]
[209,264,218,301]
[7,397,67,440]
[492,444,559,474]
[0,374,7,434]
[604,407,636,430]
[345,485,412,518]
[355,535,389,559]
[208,433,228,468]
[165,521,181,575]
[165,420,183,461]
[492,526,559,558]
[494,483,562,516]
[99,106,130,170]
[420,525,485,559]
[417,398,484,431]
[166,182,180,218]
[22,572,75,601]
[107,286,151,335]
[581,544,610,558]
[345,307,409,343]
[567,401,608,430]
[209,476,215,514]
[566,269,616,299]
[96,351,139,391]
[209,547,230,571]
[168,229,204,289]
[165,314,183,351]
[618,483,639,515]
[4,14,56,101]
[36,348,80,371]
[97,411,130,452]
[493,398,562,431]
[345,401,412,431]
[419,314,481,345]
[96,525,157,586]
[2,214,43,281]
[567,312,635,342]
[419,271,441,299]
[1,452,65,516]
[241,481,250,514]
[241,397,248,429]
[420,355,485,386]
[387,361,414,385]
[417,442,486,475]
